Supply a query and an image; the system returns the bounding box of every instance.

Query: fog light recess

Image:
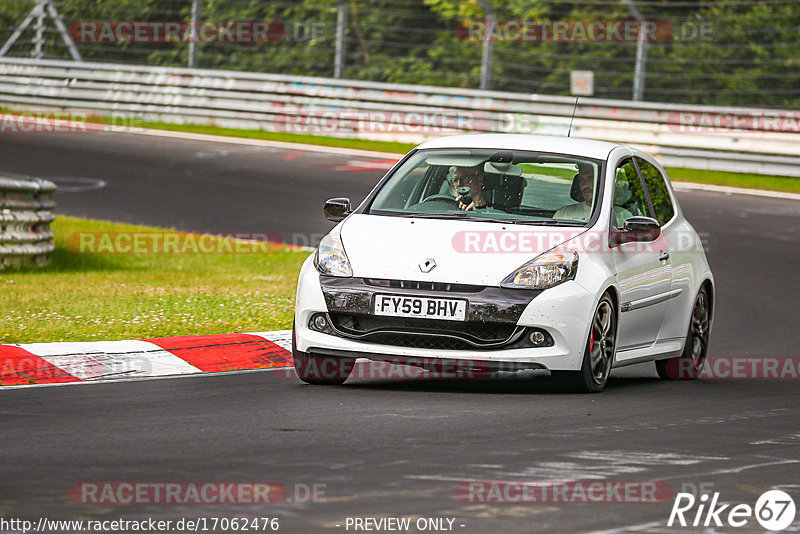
[308,313,334,333]
[526,328,554,347]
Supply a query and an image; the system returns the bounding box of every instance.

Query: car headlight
[314,229,353,277]
[500,251,578,289]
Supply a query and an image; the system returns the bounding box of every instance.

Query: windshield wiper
[376,212,585,226]
[405,213,519,224]
[403,212,472,219]
[514,218,585,226]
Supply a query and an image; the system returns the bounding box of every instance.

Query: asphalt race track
[2,130,800,533]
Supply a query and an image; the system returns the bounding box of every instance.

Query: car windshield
[367,149,604,226]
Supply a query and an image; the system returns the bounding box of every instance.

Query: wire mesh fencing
[0,0,798,108]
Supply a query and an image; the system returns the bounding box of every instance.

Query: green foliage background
[1,0,797,107]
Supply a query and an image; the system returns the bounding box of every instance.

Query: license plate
[374,294,467,321]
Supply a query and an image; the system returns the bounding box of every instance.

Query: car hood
[339,214,588,286]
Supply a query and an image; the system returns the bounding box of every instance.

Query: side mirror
[611,216,661,246]
[324,197,351,222]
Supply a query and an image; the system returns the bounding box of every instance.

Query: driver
[452,165,488,211]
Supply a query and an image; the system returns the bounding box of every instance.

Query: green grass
[0,216,311,343]
[665,167,800,193]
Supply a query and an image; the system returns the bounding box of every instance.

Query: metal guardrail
[1,57,799,176]
[0,173,56,268]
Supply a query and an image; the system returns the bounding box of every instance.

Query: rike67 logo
[668,490,796,530]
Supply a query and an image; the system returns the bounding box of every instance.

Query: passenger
[554,164,632,225]
[553,163,596,222]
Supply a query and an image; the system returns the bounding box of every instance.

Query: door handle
[659,250,670,261]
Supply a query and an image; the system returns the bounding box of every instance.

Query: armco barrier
[0,173,56,268]
[1,57,799,176]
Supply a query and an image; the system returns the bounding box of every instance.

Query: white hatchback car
[293,134,714,392]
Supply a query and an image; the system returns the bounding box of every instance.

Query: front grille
[320,276,541,325]
[329,312,522,350]
[357,333,483,351]
[364,278,483,293]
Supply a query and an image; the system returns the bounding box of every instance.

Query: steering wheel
[421,194,459,204]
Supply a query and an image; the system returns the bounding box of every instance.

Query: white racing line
[129,127,403,159]
[45,176,108,192]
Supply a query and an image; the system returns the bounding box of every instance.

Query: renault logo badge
[419,258,436,273]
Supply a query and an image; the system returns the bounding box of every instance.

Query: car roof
[415,134,623,160]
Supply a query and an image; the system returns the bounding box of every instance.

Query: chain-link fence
[1,0,798,108]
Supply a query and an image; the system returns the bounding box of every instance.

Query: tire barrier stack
[0,173,56,268]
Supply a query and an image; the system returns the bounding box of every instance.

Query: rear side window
[635,157,675,225]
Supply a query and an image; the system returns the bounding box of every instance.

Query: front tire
[551,293,617,393]
[292,322,354,385]
[656,287,710,380]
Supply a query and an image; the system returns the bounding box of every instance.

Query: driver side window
[416,165,448,202]
[613,158,651,228]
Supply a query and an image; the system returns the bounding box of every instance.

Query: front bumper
[294,255,597,371]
